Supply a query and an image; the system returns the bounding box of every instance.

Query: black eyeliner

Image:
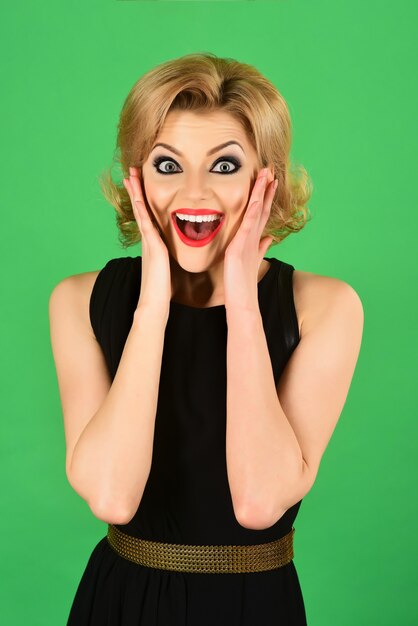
[152,155,242,174]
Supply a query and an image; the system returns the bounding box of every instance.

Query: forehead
[157,109,249,144]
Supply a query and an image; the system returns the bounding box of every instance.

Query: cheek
[222,187,250,216]
[142,182,169,219]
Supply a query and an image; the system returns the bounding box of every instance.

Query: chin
[169,245,225,272]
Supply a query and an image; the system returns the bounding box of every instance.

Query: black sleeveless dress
[67,255,308,626]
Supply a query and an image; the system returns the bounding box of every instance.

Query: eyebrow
[150,140,245,157]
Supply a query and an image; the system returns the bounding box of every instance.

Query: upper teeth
[176,213,221,223]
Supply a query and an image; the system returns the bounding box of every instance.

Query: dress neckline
[168,257,277,312]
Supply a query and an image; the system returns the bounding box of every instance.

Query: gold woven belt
[106,523,295,574]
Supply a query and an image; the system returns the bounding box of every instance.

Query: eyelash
[152,155,242,175]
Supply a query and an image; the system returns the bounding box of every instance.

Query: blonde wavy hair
[99,52,313,249]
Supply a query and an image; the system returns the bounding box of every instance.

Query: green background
[1,1,417,624]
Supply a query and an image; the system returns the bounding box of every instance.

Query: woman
[49,52,364,625]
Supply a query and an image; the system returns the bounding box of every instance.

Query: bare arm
[49,275,168,524]
[225,276,363,530]
[225,306,303,529]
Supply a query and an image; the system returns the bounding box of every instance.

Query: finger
[127,169,150,224]
[128,166,146,209]
[261,178,278,220]
[255,179,277,239]
[128,167,160,234]
[128,168,151,224]
[247,168,269,217]
[123,177,142,230]
[246,177,277,239]
[241,170,269,232]
[258,171,275,209]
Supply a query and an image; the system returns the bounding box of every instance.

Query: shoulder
[49,257,135,335]
[292,268,364,338]
[49,269,101,338]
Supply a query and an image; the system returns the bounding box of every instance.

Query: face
[140,109,268,273]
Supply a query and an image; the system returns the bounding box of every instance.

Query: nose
[180,174,211,204]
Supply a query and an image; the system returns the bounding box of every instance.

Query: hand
[223,167,277,312]
[123,167,172,317]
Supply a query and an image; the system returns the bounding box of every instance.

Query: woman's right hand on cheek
[123,167,172,319]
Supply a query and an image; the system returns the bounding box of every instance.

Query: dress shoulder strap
[89,256,137,345]
[276,259,300,354]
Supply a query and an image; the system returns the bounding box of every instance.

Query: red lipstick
[173,208,224,216]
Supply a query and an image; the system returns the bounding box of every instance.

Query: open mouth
[176,215,221,239]
[172,213,225,246]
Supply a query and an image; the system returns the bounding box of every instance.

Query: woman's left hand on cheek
[224,168,277,311]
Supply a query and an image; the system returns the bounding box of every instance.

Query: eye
[152,155,242,175]
[152,157,180,174]
[212,158,241,174]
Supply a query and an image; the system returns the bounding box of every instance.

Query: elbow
[234,461,312,531]
[89,498,134,525]
[237,510,288,531]
[234,500,287,531]
[66,464,135,525]
[236,514,283,531]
